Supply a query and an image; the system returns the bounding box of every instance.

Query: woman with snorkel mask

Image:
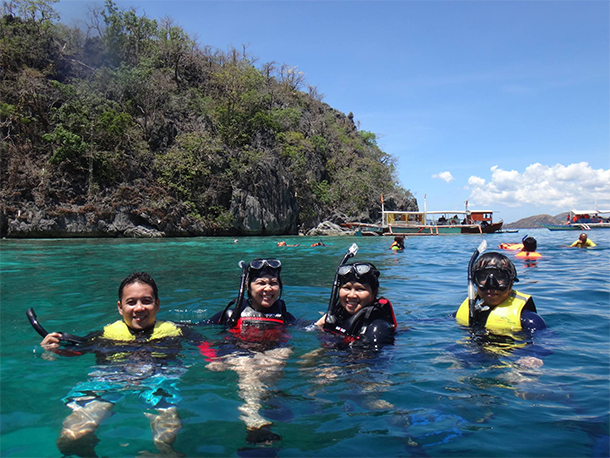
[456,252,546,333]
[210,258,295,331]
[315,261,397,346]
[206,259,295,444]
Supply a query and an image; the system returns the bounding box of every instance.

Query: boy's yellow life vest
[102,320,182,341]
[456,290,531,332]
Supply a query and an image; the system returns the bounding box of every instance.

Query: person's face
[339,281,375,315]
[249,274,280,310]
[579,234,587,242]
[117,281,159,331]
[477,284,512,308]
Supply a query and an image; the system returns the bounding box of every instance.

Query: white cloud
[466,162,610,210]
[432,171,454,183]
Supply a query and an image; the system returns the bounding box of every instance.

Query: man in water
[455,252,546,333]
[570,232,597,248]
[41,272,195,457]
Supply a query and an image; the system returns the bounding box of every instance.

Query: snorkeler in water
[206,258,295,444]
[456,252,546,333]
[38,272,198,457]
[209,258,295,330]
[390,236,405,251]
[570,232,597,248]
[315,245,396,347]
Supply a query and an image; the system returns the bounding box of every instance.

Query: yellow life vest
[571,239,596,247]
[456,290,531,332]
[102,320,182,342]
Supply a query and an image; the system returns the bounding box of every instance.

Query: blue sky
[54,0,609,223]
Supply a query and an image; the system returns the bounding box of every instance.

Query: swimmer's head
[473,252,519,291]
[118,272,159,301]
[579,233,588,242]
[522,236,537,252]
[337,262,380,295]
[246,258,283,298]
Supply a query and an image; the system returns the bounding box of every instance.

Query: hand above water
[41,332,62,349]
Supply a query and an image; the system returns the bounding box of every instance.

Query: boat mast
[424,194,427,224]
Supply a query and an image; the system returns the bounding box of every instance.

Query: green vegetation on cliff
[0,0,416,236]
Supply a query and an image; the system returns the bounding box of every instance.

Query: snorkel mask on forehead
[247,258,283,298]
[472,252,518,291]
[337,262,380,291]
[249,258,281,270]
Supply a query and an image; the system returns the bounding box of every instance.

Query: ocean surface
[1,228,609,458]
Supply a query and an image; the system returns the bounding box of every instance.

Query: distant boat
[343,204,503,236]
[380,209,503,235]
[543,209,610,231]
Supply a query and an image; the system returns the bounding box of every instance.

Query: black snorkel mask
[472,252,519,292]
[473,267,512,290]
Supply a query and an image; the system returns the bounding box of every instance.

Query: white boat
[544,209,610,231]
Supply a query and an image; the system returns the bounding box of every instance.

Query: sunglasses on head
[249,258,282,270]
[337,263,375,277]
[473,268,512,290]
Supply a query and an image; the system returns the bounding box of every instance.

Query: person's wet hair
[118,272,159,301]
[523,237,537,252]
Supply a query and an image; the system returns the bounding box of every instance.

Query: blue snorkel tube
[468,240,487,324]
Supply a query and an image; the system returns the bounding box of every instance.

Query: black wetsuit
[323,297,397,346]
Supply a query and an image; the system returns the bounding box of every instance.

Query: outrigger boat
[380,209,502,235]
[345,200,503,236]
[543,209,610,231]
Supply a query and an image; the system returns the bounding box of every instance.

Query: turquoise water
[1,229,609,457]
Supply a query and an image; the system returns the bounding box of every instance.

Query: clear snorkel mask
[246,258,283,299]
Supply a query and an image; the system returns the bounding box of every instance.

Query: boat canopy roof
[382,210,494,215]
[570,209,610,215]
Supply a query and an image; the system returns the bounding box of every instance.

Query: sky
[53,0,610,224]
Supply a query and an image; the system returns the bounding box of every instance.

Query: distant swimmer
[515,236,541,259]
[456,252,546,333]
[499,236,541,259]
[390,235,405,251]
[277,240,299,247]
[311,239,326,247]
[570,233,597,248]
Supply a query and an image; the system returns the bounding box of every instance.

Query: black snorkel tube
[326,243,359,318]
[468,239,488,324]
[226,260,248,328]
[26,308,86,345]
